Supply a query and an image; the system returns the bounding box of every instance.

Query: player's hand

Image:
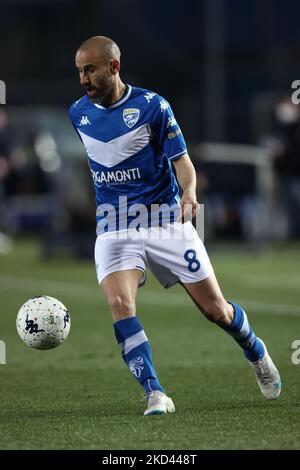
[179,189,200,223]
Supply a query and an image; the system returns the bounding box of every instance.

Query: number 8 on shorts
[184,249,201,272]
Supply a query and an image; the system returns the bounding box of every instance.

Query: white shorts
[94,221,213,288]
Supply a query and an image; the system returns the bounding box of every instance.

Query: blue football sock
[114,316,164,395]
[223,302,265,362]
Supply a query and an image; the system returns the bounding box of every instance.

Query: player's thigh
[94,231,146,286]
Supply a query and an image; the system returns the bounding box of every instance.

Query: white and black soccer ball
[16,295,71,350]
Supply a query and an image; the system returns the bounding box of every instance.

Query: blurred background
[1,0,300,257]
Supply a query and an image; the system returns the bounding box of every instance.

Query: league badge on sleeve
[123,108,140,128]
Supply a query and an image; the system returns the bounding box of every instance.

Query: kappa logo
[129,356,144,378]
[123,108,140,128]
[167,117,177,128]
[144,92,156,103]
[80,115,91,126]
[160,100,169,112]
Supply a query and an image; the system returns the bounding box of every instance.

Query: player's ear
[110,59,120,75]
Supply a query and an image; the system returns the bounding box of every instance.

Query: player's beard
[85,86,104,104]
[87,87,105,104]
[86,80,114,106]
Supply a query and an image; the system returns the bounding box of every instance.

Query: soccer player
[69,36,281,416]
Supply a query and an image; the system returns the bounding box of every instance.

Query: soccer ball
[16,295,71,350]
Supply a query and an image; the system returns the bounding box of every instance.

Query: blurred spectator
[7,130,52,197]
[263,97,300,238]
[0,110,11,193]
[194,151,261,244]
[0,106,96,258]
[0,110,14,253]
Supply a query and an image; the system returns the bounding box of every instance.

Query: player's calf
[201,299,233,327]
[182,276,233,327]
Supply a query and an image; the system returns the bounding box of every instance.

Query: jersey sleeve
[68,103,83,143]
[151,96,187,161]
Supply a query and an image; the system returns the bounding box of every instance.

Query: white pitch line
[244,276,300,289]
[234,299,300,316]
[0,274,299,317]
[0,274,98,298]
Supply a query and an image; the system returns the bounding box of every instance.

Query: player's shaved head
[75,36,125,106]
[77,36,120,63]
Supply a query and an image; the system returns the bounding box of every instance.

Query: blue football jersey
[69,85,187,233]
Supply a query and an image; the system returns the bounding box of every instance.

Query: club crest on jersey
[123,108,140,128]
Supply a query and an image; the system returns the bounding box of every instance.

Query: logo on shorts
[129,356,144,378]
[123,108,140,128]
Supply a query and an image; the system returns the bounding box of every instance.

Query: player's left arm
[151,95,199,219]
[172,154,200,220]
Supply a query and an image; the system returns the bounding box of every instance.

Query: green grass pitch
[0,239,300,450]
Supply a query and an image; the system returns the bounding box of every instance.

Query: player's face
[75,49,115,105]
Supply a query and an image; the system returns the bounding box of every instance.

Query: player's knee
[203,300,232,327]
[106,293,135,317]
